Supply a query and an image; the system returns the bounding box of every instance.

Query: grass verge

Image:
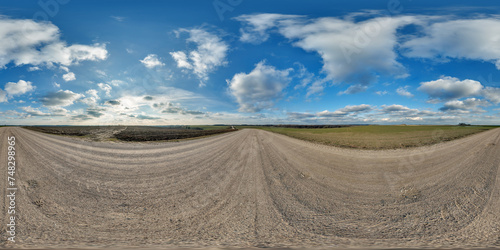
[238,125,497,150]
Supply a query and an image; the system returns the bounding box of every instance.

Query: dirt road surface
[1,127,500,248]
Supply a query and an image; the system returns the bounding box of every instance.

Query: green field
[238,125,497,150]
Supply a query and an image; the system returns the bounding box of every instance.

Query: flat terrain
[23,126,236,142]
[1,127,500,248]
[248,125,495,149]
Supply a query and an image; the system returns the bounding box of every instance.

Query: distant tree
[458,123,471,126]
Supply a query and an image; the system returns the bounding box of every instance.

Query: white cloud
[307,79,328,97]
[95,69,107,77]
[292,63,328,97]
[60,66,69,72]
[53,82,60,88]
[237,14,500,97]
[235,14,303,44]
[28,66,40,71]
[401,18,500,69]
[109,79,125,86]
[381,104,410,112]
[81,89,100,106]
[40,90,83,107]
[20,106,52,116]
[380,104,440,120]
[97,83,112,96]
[0,17,107,68]
[439,98,489,113]
[287,104,375,122]
[170,51,191,69]
[140,54,165,68]
[318,104,373,117]
[21,106,68,117]
[62,72,76,81]
[482,87,500,104]
[0,89,7,102]
[153,102,204,115]
[5,80,35,96]
[228,61,291,112]
[338,84,368,95]
[396,86,414,97]
[170,28,228,86]
[375,90,388,95]
[237,14,415,86]
[101,90,204,118]
[418,76,483,100]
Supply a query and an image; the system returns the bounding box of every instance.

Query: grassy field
[238,125,497,150]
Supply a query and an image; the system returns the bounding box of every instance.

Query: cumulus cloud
[81,89,100,106]
[103,90,203,117]
[109,79,126,86]
[170,51,191,68]
[105,100,120,105]
[228,61,291,112]
[338,84,368,95]
[97,83,112,96]
[439,98,489,113]
[293,63,329,97]
[381,104,410,112]
[170,28,228,86]
[0,17,107,68]
[0,89,7,102]
[318,104,373,117]
[40,90,83,107]
[482,87,500,104]
[396,86,414,97]
[418,76,483,100]
[237,14,500,97]
[87,107,105,118]
[20,106,52,116]
[62,72,76,81]
[153,102,204,115]
[237,14,415,87]
[401,18,500,69]
[4,80,35,96]
[235,14,303,44]
[287,104,375,122]
[380,104,438,119]
[71,114,92,121]
[140,54,165,68]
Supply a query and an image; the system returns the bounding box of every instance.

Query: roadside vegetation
[237,125,497,150]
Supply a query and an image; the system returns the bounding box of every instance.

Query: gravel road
[1,127,499,248]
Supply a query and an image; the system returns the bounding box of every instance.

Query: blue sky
[1,0,500,125]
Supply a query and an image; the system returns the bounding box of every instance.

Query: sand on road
[1,127,500,248]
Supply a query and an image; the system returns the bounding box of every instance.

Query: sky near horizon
[1,0,500,125]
